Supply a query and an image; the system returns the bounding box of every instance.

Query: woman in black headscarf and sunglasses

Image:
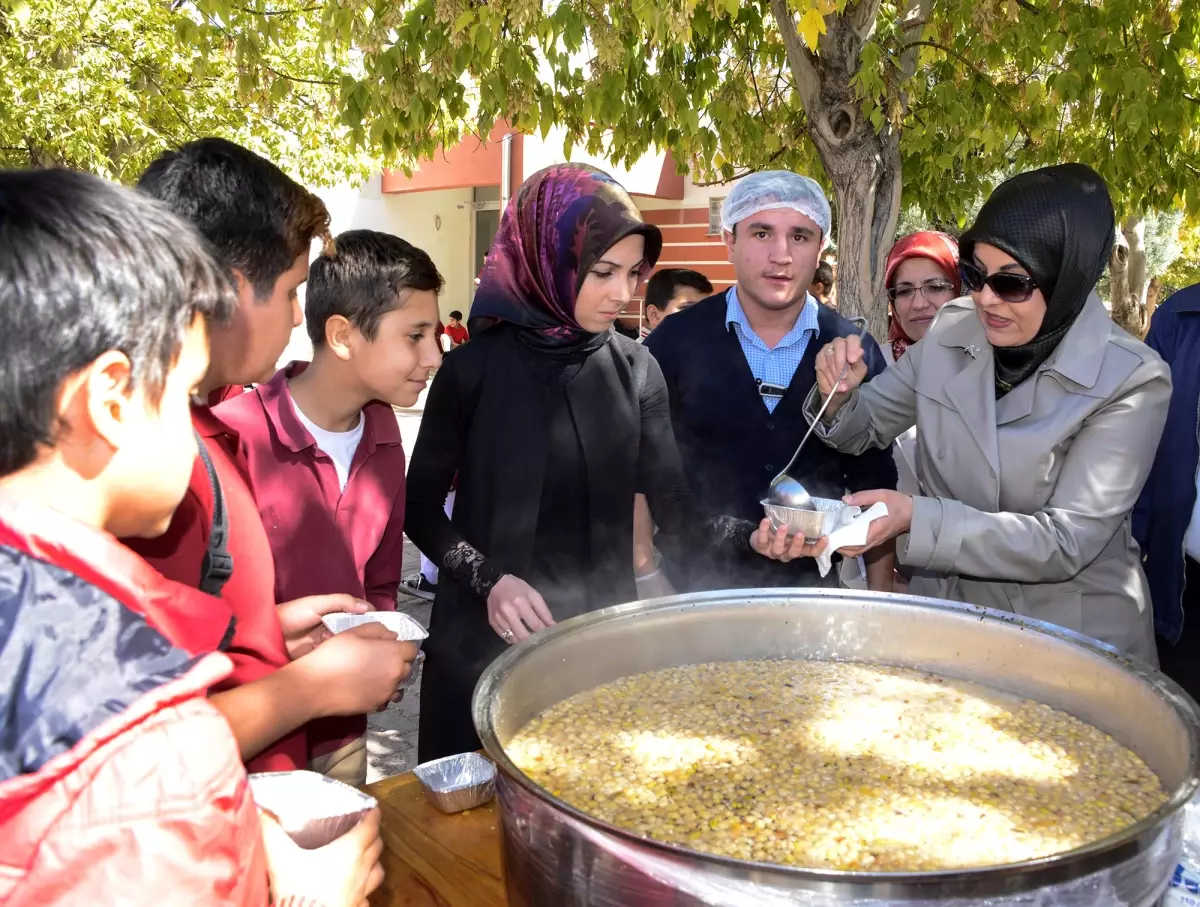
[801,163,1171,664]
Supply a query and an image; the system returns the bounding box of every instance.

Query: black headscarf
[959,163,1115,397]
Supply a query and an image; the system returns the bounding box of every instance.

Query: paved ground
[366,538,431,782]
[365,403,429,783]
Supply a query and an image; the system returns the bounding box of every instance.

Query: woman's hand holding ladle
[813,334,870,422]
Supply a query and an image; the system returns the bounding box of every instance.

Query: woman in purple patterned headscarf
[405,164,805,761]
[469,163,663,346]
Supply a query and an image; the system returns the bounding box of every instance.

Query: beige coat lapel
[932,307,1000,478]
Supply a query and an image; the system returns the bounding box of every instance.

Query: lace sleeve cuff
[704,515,756,556]
[441,539,506,600]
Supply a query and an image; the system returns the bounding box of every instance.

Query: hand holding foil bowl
[321,611,429,698]
[251,771,385,906]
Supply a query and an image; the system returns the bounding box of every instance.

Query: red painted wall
[381,124,521,194]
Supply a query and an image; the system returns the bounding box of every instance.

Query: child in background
[125,139,417,775]
[810,259,836,307]
[0,169,381,907]
[445,309,470,346]
[641,268,713,338]
[217,230,443,785]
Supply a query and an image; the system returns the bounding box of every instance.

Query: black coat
[405,324,700,761]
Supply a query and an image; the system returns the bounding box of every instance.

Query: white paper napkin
[816,502,889,577]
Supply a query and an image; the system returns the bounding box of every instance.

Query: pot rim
[473,588,1200,895]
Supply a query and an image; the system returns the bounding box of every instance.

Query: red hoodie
[0,496,270,906]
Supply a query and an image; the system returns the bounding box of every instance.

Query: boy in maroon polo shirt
[124,140,418,775]
[217,230,443,785]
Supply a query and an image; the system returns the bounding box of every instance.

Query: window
[708,197,725,236]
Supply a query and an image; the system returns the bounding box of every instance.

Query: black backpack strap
[195,432,234,598]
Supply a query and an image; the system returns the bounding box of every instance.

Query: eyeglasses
[959,260,1039,303]
[887,280,956,303]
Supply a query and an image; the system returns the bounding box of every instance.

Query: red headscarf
[885,231,960,361]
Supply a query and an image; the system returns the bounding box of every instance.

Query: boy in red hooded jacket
[0,169,380,906]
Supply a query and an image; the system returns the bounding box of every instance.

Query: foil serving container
[322,610,429,642]
[413,752,497,814]
[400,649,426,692]
[249,770,376,849]
[761,496,849,541]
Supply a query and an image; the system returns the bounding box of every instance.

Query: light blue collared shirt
[726,285,821,412]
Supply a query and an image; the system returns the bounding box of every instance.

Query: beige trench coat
[810,294,1171,665]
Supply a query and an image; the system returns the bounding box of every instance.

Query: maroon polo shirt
[215,362,408,758]
[122,403,306,773]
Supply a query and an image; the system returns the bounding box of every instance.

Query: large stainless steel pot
[473,590,1200,906]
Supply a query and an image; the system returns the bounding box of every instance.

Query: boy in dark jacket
[0,170,381,907]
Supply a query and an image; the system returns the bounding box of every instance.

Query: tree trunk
[1125,215,1148,312]
[769,0,918,344]
[1108,216,1148,337]
[814,126,901,342]
[1145,276,1163,333]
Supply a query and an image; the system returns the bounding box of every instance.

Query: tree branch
[848,0,885,41]
[263,63,338,86]
[746,50,766,118]
[768,0,820,114]
[898,39,1035,146]
[230,4,321,15]
[691,144,790,186]
[896,0,933,83]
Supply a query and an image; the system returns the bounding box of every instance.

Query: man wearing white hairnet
[645,172,897,592]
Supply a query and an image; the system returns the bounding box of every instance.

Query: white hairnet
[720,171,832,239]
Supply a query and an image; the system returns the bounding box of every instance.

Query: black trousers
[1156,557,1200,704]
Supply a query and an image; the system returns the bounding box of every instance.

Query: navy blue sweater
[645,293,897,589]
[1133,286,1200,643]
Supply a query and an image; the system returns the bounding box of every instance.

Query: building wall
[628,176,740,332]
[277,175,473,365]
[520,127,683,199]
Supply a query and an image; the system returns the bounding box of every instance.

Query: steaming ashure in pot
[507,659,1166,872]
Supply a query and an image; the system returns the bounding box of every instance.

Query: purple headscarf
[470,164,663,347]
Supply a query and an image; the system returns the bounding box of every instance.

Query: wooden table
[366,769,509,906]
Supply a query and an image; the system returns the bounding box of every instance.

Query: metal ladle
[766,320,864,509]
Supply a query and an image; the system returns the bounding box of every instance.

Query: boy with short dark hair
[642,268,713,337]
[445,309,469,346]
[125,139,417,776]
[0,169,381,907]
[217,229,443,785]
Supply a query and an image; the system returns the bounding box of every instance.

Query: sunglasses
[887,280,956,303]
[959,260,1039,303]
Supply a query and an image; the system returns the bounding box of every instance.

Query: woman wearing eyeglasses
[805,164,1171,663]
[884,233,961,490]
[871,232,961,592]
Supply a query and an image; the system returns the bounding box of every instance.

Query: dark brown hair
[138,137,332,298]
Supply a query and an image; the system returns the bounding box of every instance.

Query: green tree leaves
[5,0,1200,235]
[0,0,368,183]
